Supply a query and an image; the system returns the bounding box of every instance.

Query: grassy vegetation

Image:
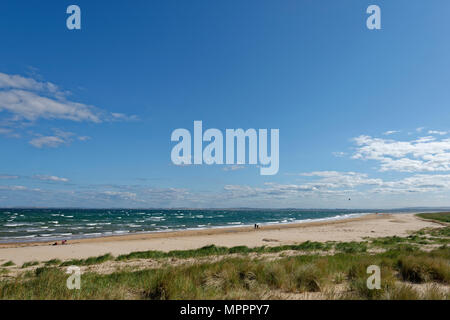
[21,261,39,268]
[417,212,450,223]
[335,241,367,253]
[116,241,332,262]
[397,255,450,283]
[0,247,448,300]
[44,259,62,266]
[59,254,114,267]
[370,235,430,249]
[1,261,14,267]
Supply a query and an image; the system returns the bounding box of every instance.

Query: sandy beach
[0,213,442,265]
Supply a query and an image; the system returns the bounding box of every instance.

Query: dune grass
[1,261,14,267]
[44,259,62,266]
[335,241,367,253]
[417,212,450,223]
[21,261,39,268]
[59,253,114,267]
[0,246,448,300]
[397,255,450,283]
[115,241,332,262]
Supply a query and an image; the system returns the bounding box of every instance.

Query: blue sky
[1,1,450,208]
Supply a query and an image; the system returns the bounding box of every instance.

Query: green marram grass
[0,247,448,300]
[417,212,450,223]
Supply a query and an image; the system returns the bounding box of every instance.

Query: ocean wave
[4,223,28,227]
[14,235,36,239]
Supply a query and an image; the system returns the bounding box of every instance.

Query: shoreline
[0,213,442,265]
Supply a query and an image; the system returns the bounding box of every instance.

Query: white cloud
[111,113,139,121]
[0,89,101,122]
[222,170,450,202]
[300,171,383,188]
[0,72,60,94]
[101,191,137,200]
[0,174,19,180]
[0,185,27,191]
[33,175,69,182]
[222,171,381,200]
[352,134,450,172]
[2,170,450,207]
[371,174,450,194]
[428,130,448,136]
[332,151,346,157]
[383,130,399,135]
[28,129,88,148]
[29,135,67,148]
[0,127,21,138]
[0,72,137,147]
